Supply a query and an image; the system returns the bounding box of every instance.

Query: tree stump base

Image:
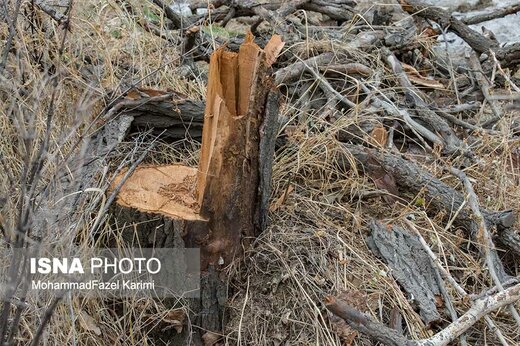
[110,33,283,344]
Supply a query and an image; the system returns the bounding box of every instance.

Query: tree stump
[110,33,283,344]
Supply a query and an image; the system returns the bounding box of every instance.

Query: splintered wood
[197,33,282,210]
[112,33,282,270]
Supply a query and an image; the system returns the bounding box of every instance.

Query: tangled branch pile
[1,0,520,345]
[168,0,520,344]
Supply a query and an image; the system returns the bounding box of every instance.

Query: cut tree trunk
[110,33,283,344]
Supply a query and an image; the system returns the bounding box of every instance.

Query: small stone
[169,2,191,17]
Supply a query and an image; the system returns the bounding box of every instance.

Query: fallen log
[110,33,282,343]
[400,0,497,54]
[338,144,518,278]
[107,88,205,140]
[212,0,357,21]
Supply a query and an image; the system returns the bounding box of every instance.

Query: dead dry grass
[0,0,519,345]
[0,1,203,345]
[226,125,520,345]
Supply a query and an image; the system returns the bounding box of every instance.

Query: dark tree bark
[338,144,517,281]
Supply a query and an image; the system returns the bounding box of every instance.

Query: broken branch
[339,144,519,257]
[450,167,520,328]
[462,3,520,25]
[325,282,520,346]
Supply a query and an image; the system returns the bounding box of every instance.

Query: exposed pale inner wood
[113,33,283,231]
[195,32,262,207]
[113,165,205,221]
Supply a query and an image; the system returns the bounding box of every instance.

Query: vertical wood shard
[111,33,282,343]
[112,33,282,270]
[195,32,276,269]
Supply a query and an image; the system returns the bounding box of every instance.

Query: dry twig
[325,282,520,346]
